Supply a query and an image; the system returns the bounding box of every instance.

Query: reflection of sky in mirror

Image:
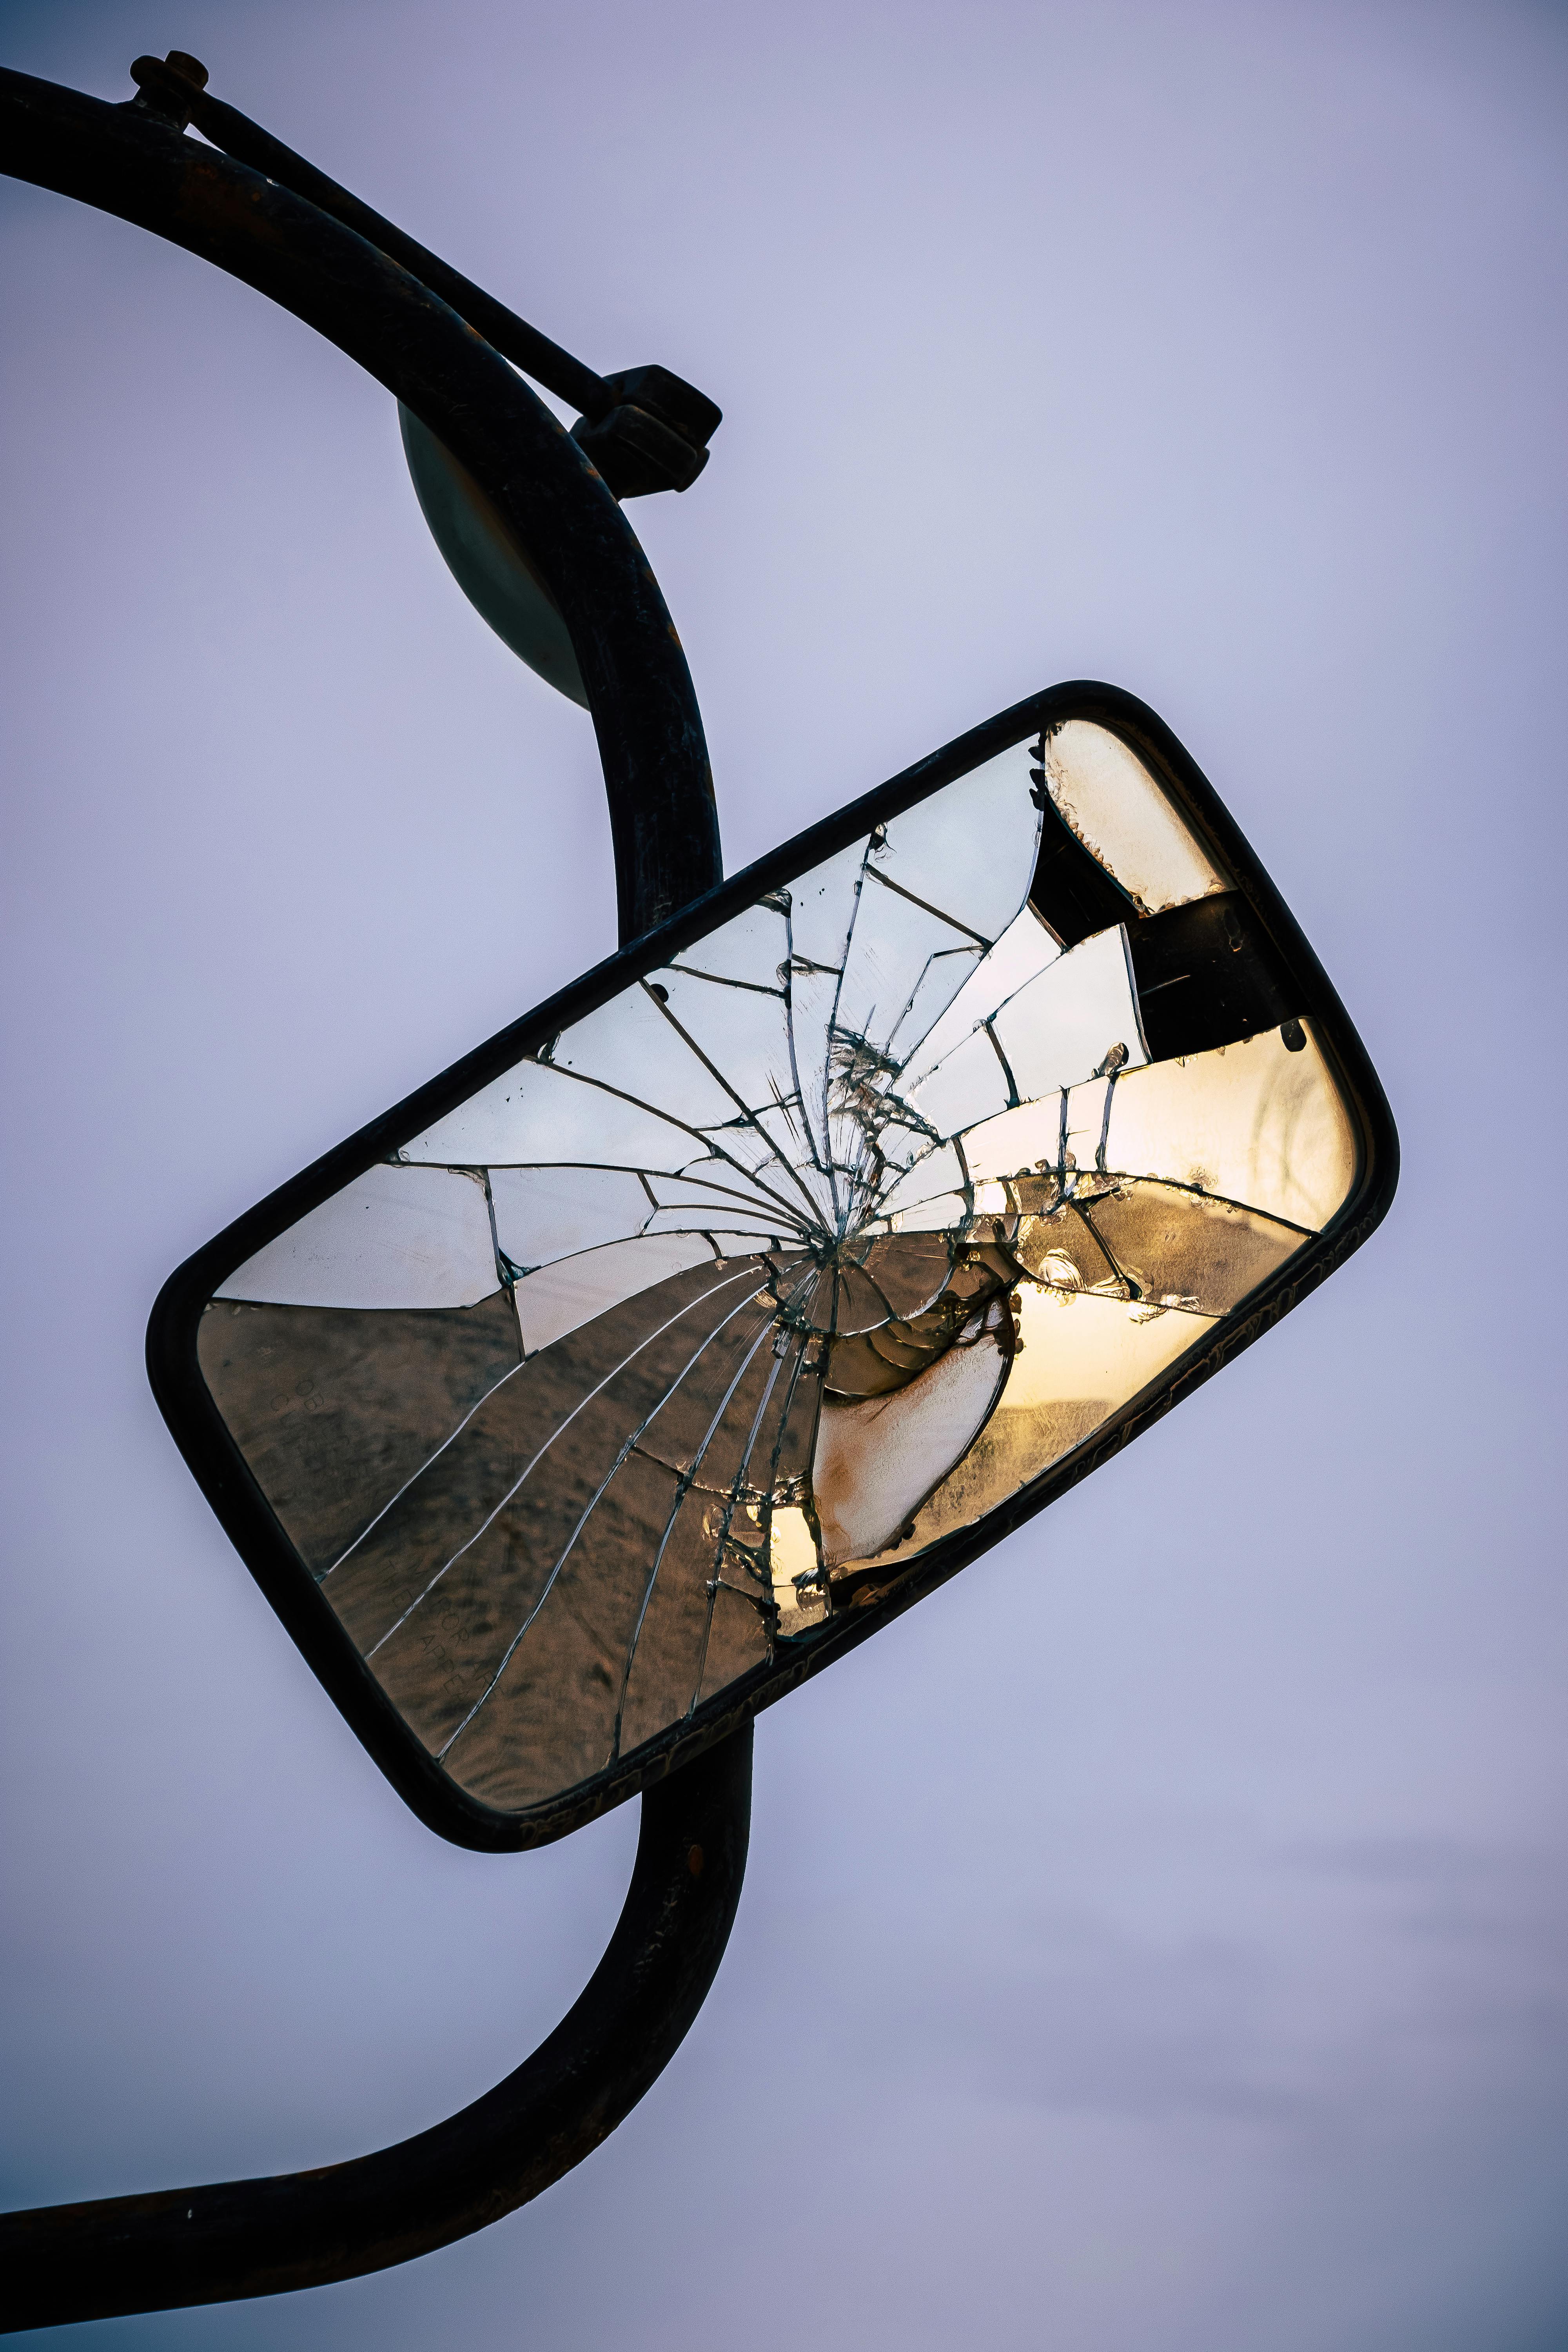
[200,736,1352,1808]
[2,2,1566,2348]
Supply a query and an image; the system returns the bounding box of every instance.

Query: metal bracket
[128,50,722,497]
[0,53,747,2328]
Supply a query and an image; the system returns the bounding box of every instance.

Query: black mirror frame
[2,53,1399,2328]
[148,677,1400,1854]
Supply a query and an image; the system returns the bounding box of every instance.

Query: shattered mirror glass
[170,701,1384,1838]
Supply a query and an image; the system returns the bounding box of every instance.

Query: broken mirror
[152,689,1394,1845]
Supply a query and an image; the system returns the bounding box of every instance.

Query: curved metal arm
[0,1726,752,2330]
[134,50,609,416]
[0,59,746,2330]
[0,65,721,940]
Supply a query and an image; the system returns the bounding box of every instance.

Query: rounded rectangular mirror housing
[149,684,1397,1849]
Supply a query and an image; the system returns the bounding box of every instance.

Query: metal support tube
[0,67,722,940]
[0,62,746,2328]
[0,1727,752,2328]
[177,81,609,416]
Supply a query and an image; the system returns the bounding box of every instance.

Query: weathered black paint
[0,56,749,2330]
[0,55,1402,2331]
[0,1727,753,2328]
[129,49,724,497]
[0,64,722,942]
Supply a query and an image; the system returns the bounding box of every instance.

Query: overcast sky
[2,2,1565,2346]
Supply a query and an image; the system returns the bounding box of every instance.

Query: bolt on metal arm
[0,57,748,2328]
[130,50,724,502]
[0,61,721,940]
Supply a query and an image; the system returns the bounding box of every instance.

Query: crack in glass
[196,726,1359,1814]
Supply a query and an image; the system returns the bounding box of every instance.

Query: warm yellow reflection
[1040,720,1228,916]
[963,1020,1356,1235]
[769,1506,826,1633]
[840,1279,1225,1577]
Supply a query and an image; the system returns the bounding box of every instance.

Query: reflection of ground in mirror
[198,730,1360,1815]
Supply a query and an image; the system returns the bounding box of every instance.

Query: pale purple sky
[2,3,1565,2346]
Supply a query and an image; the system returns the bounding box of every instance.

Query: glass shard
[769,1505,828,1635]
[865,740,1042,942]
[488,1165,656,1270]
[513,1235,724,1354]
[193,723,1363,1822]
[1038,719,1228,915]
[218,1164,498,1310]
[837,1281,1218,1581]
[899,902,1062,1080]
[813,1299,1011,1564]
[197,1290,524,1575]
[987,927,1149,1103]
[401,1057,703,1173]
[1095,1021,1357,1230]
[1076,1181,1307,1316]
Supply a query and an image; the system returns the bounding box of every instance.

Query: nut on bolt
[127,51,209,129]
